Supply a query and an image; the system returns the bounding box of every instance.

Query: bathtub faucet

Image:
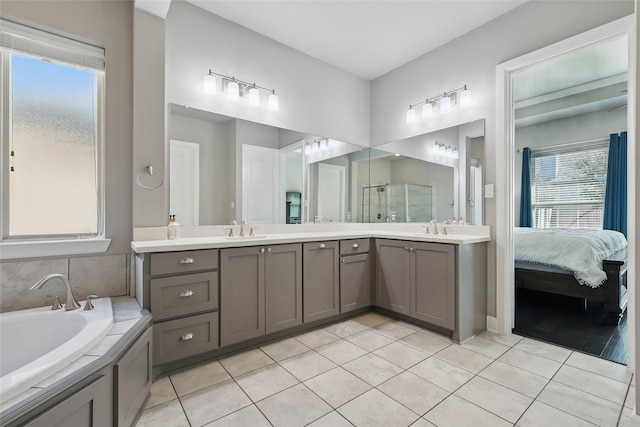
[30,274,81,311]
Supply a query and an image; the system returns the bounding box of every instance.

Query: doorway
[495,16,634,367]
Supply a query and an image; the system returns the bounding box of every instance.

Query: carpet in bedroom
[513,288,627,365]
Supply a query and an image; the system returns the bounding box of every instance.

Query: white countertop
[131,225,490,253]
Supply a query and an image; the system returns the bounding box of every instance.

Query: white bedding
[514,227,627,288]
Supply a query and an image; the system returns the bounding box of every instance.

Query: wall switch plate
[485,184,494,198]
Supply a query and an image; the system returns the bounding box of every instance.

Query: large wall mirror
[168,103,485,226]
[370,119,486,225]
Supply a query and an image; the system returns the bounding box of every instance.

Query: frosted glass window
[5,53,103,237]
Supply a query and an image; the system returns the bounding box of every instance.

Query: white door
[170,140,200,226]
[242,145,280,224]
[318,163,345,223]
[469,159,483,225]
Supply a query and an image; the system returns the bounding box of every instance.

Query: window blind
[530,141,608,229]
[0,18,105,71]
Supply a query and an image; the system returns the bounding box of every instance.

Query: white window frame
[0,19,109,259]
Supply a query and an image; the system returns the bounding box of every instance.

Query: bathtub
[0,298,113,401]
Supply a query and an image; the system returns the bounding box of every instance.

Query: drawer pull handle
[319,243,326,249]
[267,247,272,253]
[341,258,346,263]
[179,290,194,298]
[180,333,194,341]
[352,243,359,249]
[260,248,266,253]
[179,257,195,264]
[404,247,409,251]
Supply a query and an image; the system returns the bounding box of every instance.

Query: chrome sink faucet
[30,274,81,311]
[240,220,248,237]
[429,219,439,235]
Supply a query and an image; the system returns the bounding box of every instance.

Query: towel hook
[136,165,164,190]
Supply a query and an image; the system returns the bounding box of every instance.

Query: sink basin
[222,235,268,240]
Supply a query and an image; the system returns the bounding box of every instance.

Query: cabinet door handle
[267,247,272,253]
[410,248,415,253]
[179,290,194,298]
[341,258,346,263]
[179,257,195,264]
[319,243,326,249]
[180,332,194,341]
[352,243,359,249]
[404,247,409,252]
[260,248,266,253]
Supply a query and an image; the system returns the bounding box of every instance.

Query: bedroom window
[530,141,609,229]
[0,19,105,240]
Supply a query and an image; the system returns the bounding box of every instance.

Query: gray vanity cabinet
[340,239,371,313]
[220,244,302,347]
[375,239,455,329]
[303,241,339,322]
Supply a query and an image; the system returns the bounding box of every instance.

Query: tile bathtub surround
[136,313,635,427]
[0,254,129,312]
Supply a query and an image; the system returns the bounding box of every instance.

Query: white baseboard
[486,316,498,333]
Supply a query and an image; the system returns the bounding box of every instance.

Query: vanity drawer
[153,312,219,366]
[150,249,218,276]
[150,272,218,321]
[340,239,370,255]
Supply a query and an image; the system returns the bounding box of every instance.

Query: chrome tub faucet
[30,274,81,311]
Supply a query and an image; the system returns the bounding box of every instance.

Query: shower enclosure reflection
[362,183,435,223]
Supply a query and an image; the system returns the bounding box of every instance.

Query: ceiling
[184,0,527,81]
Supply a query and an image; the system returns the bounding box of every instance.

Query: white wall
[371,0,634,316]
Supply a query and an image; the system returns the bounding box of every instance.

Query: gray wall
[0,0,134,310]
[370,0,634,316]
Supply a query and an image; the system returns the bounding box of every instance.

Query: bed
[514,227,628,325]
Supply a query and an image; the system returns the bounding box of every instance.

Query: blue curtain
[603,132,627,237]
[519,147,532,227]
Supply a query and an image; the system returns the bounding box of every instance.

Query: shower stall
[361,183,435,223]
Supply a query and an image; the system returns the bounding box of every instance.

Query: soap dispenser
[167,214,180,240]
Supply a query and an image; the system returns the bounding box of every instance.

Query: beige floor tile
[170,359,231,397]
[256,383,332,427]
[455,376,532,423]
[408,357,474,392]
[537,381,622,426]
[307,410,354,427]
[219,348,274,377]
[498,347,562,378]
[316,339,368,365]
[378,371,449,415]
[553,364,629,404]
[478,331,524,347]
[461,336,510,359]
[625,384,635,409]
[342,353,404,386]
[514,337,572,363]
[424,395,512,427]
[180,379,252,426]
[145,376,177,409]
[345,329,394,351]
[565,351,632,383]
[400,331,451,355]
[478,360,549,398]
[206,404,271,427]
[373,341,429,369]
[410,418,437,427]
[516,400,597,427]
[279,350,337,381]
[260,337,310,362]
[295,328,340,349]
[393,320,423,331]
[135,399,189,427]
[304,367,371,407]
[338,388,420,427]
[235,364,299,402]
[372,321,416,340]
[618,406,640,427]
[323,320,367,338]
[435,345,494,373]
[350,312,393,328]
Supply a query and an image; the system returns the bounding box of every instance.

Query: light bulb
[460,85,472,107]
[327,139,336,148]
[446,146,453,158]
[248,87,260,106]
[440,94,451,113]
[268,92,279,111]
[432,143,439,153]
[422,102,433,119]
[227,80,240,101]
[452,148,459,159]
[406,108,416,124]
[203,73,217,95]
[320,139,327,150]
[305,144,312,155]
[312,142,319,153]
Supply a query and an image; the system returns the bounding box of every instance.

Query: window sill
[0,238,112,260]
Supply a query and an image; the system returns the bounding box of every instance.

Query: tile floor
[136,312,639,427]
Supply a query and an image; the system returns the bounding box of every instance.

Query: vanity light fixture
[203,69,278,111]
[406,84,472,124]
[305,138,333,155]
